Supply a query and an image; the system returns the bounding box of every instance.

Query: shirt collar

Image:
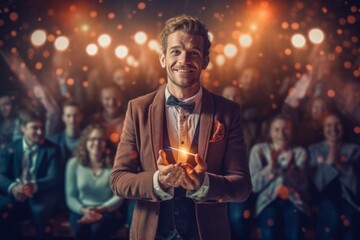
[22,138,38,152]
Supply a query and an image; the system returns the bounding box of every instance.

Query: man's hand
[11,184,27,202]
[157,150,185,190]
[22,182,37,197]
[181,154,207,191]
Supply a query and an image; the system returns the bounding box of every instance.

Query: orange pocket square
[210,120,225,142]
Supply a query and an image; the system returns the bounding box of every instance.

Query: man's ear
[159,53,166,68]
[202,56,210,69]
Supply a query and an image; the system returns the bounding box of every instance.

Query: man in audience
[0,109,61,240]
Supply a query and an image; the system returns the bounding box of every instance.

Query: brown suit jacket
[110,85,252,240]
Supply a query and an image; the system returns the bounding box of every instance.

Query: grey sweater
[65,157,123,214]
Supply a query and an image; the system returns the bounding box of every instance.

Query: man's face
[160,31,209,89]
[62,106,83,130]
[222,86,243,105]
[101,88,122,117]
[238,69,259,92]
[0,96,14,118]
[21,121,44,145]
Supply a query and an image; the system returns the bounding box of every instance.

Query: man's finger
[157,150,168,166]
[194,154,206,170]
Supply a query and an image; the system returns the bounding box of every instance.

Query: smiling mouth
[175,69,194,73]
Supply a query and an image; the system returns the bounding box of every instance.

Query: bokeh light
[308,28,325,44]
[148,40,161,53]
[134,31,147,45]
[31,29,47,47]
[215,54,226,66]
[224,44,238,58]
[239,34,252,47]
[54,36,69,51]
[86,43,98,56]
[115,45,128,59]
[291,34,306,48]
[97,34,111,47]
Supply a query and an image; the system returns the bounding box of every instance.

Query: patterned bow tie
[166,95,195,113]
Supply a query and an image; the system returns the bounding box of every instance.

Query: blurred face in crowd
[270,118,292,150]
[238,68,259,92]
[86,128,107,160]
[160,31,209,96]
[101,87,122,118]
[311,98,328,121]
[0,96,14,118]
[62,105,83,134]
[21,120,44,145]
[222,86,243,105]
[323,115,343,143]
[113,69,127,91]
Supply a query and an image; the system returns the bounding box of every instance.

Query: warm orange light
[134,31,147,45]
[239,34,252,47]
[115,45,128,59]
[98,34,111,47]
[224,44,238,58]
[169,147,196,156]
[291,34,306,48]
[86,44,98,56]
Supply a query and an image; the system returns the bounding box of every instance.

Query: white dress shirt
[153,86,209,201]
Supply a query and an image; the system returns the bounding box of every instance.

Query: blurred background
[1,0,359,116]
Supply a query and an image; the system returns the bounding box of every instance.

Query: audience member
[283,94,336,147]
[249,115,309,240]
[65,123,124,240]
[0,109,61,240]
[48,100,83,168]
[48,100,84,208]
[88,84,125,148]
[0,91,22,149]
[308,113,360,240]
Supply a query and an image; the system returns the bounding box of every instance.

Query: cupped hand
[157,150,185,190]
[181,154,207,191]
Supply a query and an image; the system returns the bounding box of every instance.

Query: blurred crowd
[1,62,360,239]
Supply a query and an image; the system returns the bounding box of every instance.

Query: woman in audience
[283,95,335,148]
[65,123,123,240]
[308,113,360,240]
[250,115,310,240]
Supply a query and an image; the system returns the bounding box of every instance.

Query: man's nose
[178,52,191,64]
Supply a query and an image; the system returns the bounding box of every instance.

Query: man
[110,15,252,240]
[88,83,125,147]
[48,100,83,208]
[0,109,61,240]
[48,100,83,168]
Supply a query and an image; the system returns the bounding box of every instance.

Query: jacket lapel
[14,140,24,178]
[149,85,166,168]
[34,143,45,176]
[198,88,214,162]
